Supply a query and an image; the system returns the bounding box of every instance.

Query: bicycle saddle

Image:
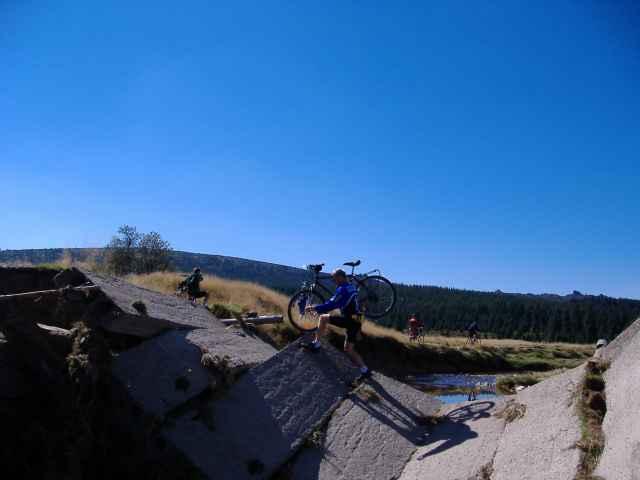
[307,263,324,273]
[343,260,361,267]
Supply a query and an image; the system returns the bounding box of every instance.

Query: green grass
[496,372,550,394]
[207,302,245,319]
[327,329,591,377]
[574,360,609,480]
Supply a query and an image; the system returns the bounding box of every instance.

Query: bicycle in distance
[407,314,425,344]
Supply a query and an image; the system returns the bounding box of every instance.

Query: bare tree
[104,225,172,275]
[138,231,172,274]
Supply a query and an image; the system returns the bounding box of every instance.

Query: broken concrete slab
[291,373,441,480]
[112,330,215,418]
[595,317,640,480]
[0,342,32,399]
[186,328,277,377]
[37,323,73,356]
[601,316,640,363]
[82,270,220,331]
[400,399,506,480]
[53,267,87,288]
[491,366,584,480]
[164,340,359,480]
[112,326,278,418]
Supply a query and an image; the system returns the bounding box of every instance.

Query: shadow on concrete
[166,340,357,480]
[447,401,495,422]
[349,377,430,445]
[416,401,495,460]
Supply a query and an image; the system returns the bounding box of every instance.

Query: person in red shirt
[408,314,420,341]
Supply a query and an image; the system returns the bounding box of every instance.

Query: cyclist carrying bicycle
[303,268,372,381]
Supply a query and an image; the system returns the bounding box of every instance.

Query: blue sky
[2,1,639,298]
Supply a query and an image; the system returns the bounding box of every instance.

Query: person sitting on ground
[304,268,372,381]
[185,267,209,305]
[408,314,420,341]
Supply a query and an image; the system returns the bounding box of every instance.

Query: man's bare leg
[304,314,329,351]
[314,314,330,343]
[344,342,366,369]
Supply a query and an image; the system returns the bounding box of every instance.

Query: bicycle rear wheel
[287,289,326,332]
[357,275,396,319]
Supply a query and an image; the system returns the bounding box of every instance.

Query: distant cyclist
[466,321,480,344]
[184,267,209,305]
[408,314,420,342]
[303,268,372,382]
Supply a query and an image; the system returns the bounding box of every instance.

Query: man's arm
[314,286,349,314]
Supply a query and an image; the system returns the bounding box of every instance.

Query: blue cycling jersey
[314,283,359,316]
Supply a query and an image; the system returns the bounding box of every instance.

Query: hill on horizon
[0,247,633,300]
[2,247,640,344]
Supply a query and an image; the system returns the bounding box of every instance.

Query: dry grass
[126,271,300,348]
[1,248,102,272]
[477,462,494,480]
[574,361,608,480]
[362,320,591,352]
[496,370,561,394]
[355,386,381,403]
[124,271,592,370]
[495,399,527,423]
[127,271,289,315]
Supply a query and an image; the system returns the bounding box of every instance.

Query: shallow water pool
[408,373,499,404]
[435,392,497,404]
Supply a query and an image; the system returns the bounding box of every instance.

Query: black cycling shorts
[329,315,362,344]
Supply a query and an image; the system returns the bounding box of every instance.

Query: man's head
[193,267,201,273]
[331,268,348,285]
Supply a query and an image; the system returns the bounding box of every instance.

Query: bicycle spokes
[297,295,307,315]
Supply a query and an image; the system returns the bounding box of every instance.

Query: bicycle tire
[287,289,326,332]
[356,275,396,319]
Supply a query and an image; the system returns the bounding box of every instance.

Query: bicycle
[175,277,209,305]
[287,260,397,332]
[407,326,425,344]
[465,331,481,345]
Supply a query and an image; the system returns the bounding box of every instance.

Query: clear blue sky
[2,1,639,298]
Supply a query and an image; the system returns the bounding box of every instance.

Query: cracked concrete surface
[492,366,584,480]
[83,270,218,330]
[595,317,640,480]
[292,373,441,480]
[185,327,276,374]
[112,329,215,417]
[164,340,359,480]
[113,328,277,418]
[600,317,640,363]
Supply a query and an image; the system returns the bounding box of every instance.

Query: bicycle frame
[301,265,380,295]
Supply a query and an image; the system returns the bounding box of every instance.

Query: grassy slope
[128,272,593,375]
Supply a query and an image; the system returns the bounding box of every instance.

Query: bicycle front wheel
[357,275,396,319]
[287,289,326,332]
